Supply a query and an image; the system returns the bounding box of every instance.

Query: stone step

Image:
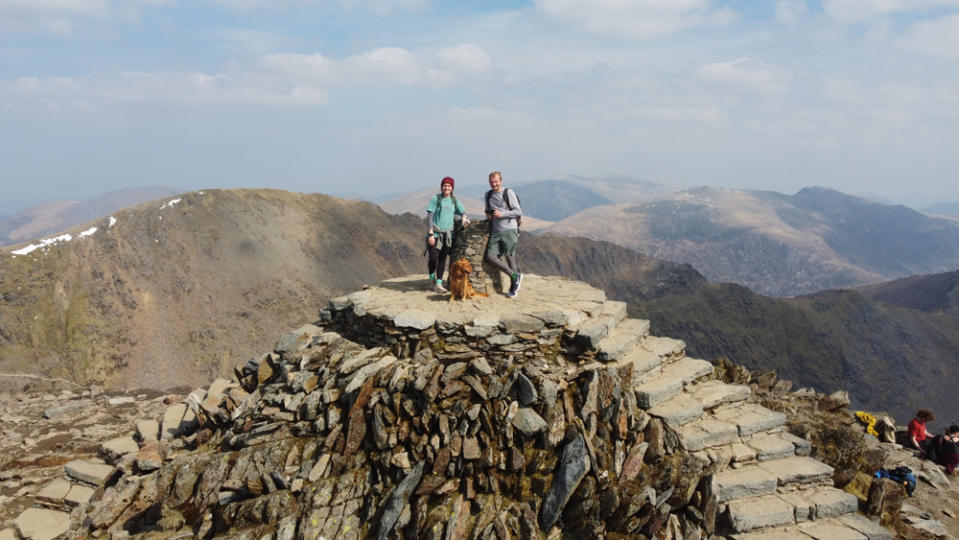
[727,493,796,532]
[575,301,627,349]
[677,416,740,452]
[836,513,895,540]
[595,318,650,362]
[757,456,834,487]
[726,487,859,533]
[640,335,686,360]
[617,344,662,385]
[634,358,714,409]
[648,393,704,426]
[746,432,798,462]
[35,478,95,508]
[729,516,884,540]
[688,380,751,409]
[778,487,859,523]
[713,402,787,437]
[714,465,779,503]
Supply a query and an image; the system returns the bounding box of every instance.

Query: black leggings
[428,243,451,280]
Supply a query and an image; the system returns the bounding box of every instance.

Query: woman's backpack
[875,466,917,496]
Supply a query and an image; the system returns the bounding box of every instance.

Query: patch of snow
[109,216,117,227]
[79,227,97,238]
[159,198,182,209]
[11,233,73,256]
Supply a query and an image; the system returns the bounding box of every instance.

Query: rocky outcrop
[13,273,879,539]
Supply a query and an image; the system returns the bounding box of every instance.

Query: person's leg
[436,244,450,282]
[428,243,439,281]
[485,231,514,275]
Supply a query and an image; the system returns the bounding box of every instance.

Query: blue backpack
[875,466,916,496]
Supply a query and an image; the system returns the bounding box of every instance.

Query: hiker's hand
[493,209,502,218]
[462,217,470,228]
[428,236,435,246]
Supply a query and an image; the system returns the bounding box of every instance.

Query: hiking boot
[513,273,523,294]
[434,282,448,293]
[507,276,518,297]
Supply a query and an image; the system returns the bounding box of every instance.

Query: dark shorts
[487,228,519,257]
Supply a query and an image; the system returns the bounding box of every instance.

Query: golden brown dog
[448,258,487,301]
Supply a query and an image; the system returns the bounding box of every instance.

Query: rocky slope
[858,269,959,317]
[547,186,959,296]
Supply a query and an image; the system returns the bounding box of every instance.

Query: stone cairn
[62,271,894,539]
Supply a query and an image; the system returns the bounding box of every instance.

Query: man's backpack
[876,466,917,496]
[485,188,522,228]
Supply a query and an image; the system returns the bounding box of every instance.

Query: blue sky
[2,0,958,215]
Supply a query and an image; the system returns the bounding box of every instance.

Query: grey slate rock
[539,434,591,530]
[377,461,425,540]
[512,408,548,435]
[515,373,538,406]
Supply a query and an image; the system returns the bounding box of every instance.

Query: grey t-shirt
[486,188,522,233]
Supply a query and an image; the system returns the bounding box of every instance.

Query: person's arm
[498,189,522,219]
[426,197,436,244]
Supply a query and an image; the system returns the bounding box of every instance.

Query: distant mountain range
[0,186,180,247]
[923,202,959,216]
[2,188,958,426]
[547,186,959,296]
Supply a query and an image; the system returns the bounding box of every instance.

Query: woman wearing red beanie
[425,176,469,292]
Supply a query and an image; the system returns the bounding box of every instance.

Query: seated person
[926,424,959,474]
[908,408,935,452]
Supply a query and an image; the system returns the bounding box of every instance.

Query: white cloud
[627,105,723,123]
[775,0,809,25]
[534,0,736,38]
[433,44,492,76]
[822,0,959,23]
[898,12,959,57]
[0,0,170,35]
[0,43,498,110]
[698,57,790,94]
[204,0,427,15]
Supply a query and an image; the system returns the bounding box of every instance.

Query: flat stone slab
[641,335,686,358]
[836,513,894,540]
[727,494,796,532]
[65,459,115,485]
[331,274,609,334]
[618,345,661,382]
[678,416,740,452]
[713,402,787,436]
[634,373,684,409]
[576,301,627,349]
[660,357,713,384]
[393,309,436,330]
[798,519,868,539]
[689,380,751,409]
[160,403,187,440]
[0,529,17,540]
[100,435,140,462]
[808,487,859,519]
[135,418,160,442]
[65,484,95,506]
[757,456,834,486]
[648,394,703,427]
[35,478,71,502]
[782,432,812,456]
[730,529,811,540]
[13,507,71,540]
[747,433,797,461]
[595,318,650,361]
[714,466,778,502]
[777,491,814,523]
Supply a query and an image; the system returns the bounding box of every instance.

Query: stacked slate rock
[72,273,894,539]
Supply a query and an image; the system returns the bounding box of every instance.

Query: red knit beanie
[441,176,455,189]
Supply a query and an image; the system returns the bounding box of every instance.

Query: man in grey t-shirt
[484,171,523,297]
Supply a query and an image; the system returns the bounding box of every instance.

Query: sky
[2,0,958,215]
